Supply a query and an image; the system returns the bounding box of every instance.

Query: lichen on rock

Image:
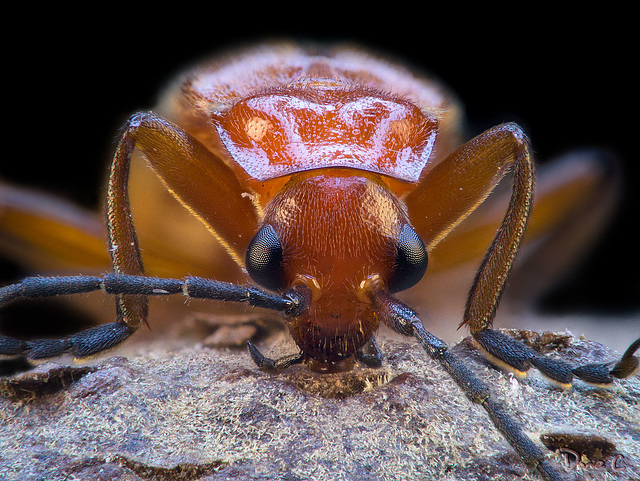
[1,329,638,480]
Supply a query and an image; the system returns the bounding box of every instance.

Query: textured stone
[0,329,638,481]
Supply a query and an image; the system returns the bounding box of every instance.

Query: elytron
[1,43,638,480]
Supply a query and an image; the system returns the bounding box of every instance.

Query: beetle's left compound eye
[246,224,286,291]
[388,224,428,293]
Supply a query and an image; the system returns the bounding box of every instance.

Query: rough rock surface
[0,329,639,481]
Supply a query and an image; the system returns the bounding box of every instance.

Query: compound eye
[246,224,286,291]
[388,224,428,293]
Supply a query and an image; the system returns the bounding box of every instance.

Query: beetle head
[246,169,428,370]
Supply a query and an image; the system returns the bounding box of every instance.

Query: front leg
[107,112,263,334]
[407,123,534,333]
[0,274,306,360]
[373,291,564,481]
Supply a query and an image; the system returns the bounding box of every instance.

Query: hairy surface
[1,329,638,481]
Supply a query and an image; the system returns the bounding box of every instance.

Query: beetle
[0,43,638,480]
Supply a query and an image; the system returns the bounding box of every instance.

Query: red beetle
[1,43,638,480]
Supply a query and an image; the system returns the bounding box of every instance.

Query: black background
[1,11,638,318]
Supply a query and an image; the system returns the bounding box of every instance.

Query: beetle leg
[412,124,637,388]
[610,338,640,378]
[0,321,134,360]
[247,341,306,370]
[460,125,534,333]
[106,111,262,338]
[473,329,640,388]
[355,337,383,368]
[0,274,308,360]
[372,291,563,481]
[406,123,534,332]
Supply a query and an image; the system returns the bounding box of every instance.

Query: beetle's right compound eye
[246,224,286,291]
[388,224,428,293]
